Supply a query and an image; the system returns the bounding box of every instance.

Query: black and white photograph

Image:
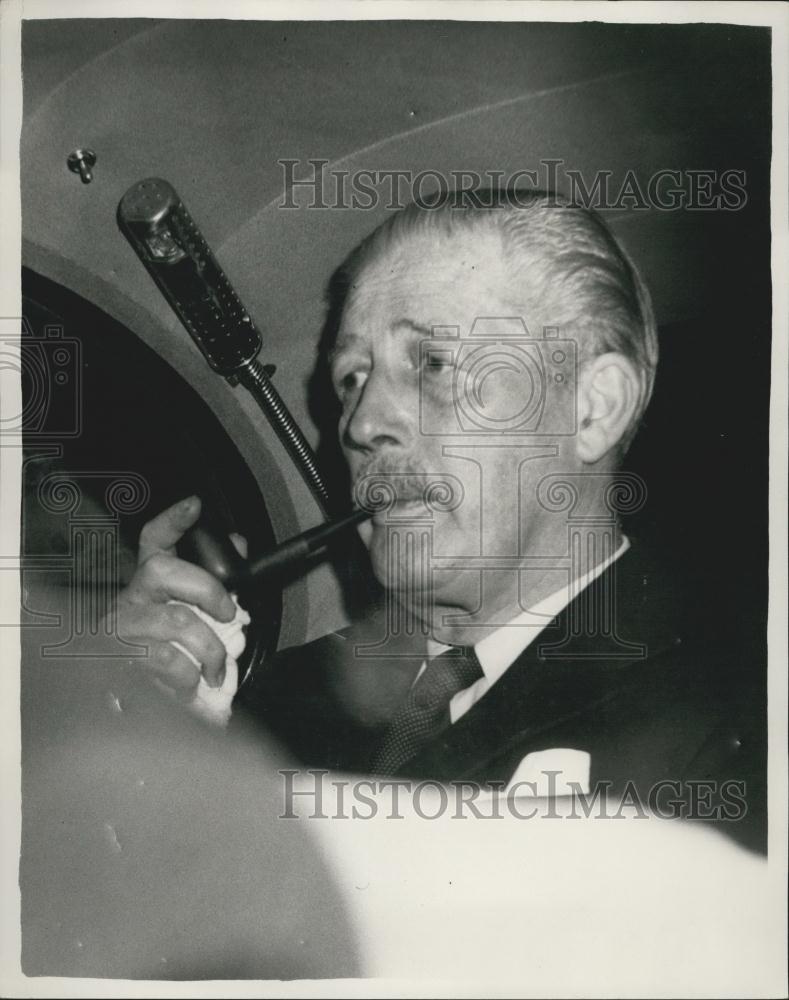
[1,1,787,995]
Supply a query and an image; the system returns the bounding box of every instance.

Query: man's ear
[575,352,641,463]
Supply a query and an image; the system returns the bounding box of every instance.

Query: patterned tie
[370,646,484,776]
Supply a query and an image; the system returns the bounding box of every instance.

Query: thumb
[138,496,202,563]
[229,532,248,560]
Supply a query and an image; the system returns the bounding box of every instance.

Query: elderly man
[115,192,760,824]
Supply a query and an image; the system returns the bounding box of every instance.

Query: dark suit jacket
[235,541,766,850]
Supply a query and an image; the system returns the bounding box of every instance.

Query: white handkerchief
[505,748,591,797]
[167,595,251,727]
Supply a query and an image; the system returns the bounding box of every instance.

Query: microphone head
[118,177,261,376]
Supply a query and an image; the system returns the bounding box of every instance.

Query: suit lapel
[398,543,684,781]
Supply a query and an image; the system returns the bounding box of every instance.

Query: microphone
[118,178,262,377]
[118,178,331,513]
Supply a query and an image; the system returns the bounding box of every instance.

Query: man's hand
[114,496,239,695]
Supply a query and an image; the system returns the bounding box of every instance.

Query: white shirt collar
[426,536,631,686]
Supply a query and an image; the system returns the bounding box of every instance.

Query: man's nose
[342,369,414,454]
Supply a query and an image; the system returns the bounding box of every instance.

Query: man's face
[330,226,578,626]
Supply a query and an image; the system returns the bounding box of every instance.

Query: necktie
[370,646,484,776]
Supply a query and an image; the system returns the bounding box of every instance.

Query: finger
[126,603,227,688]
[137,639,202,693]
[131,553,236,622]
[166,604,228,689]
[138,496,202,564]
[229,533,248,560]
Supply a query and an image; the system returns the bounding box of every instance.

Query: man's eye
[337,369,369,399]
[424,350,456,374]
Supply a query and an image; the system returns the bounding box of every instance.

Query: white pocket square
[505,748,591,796]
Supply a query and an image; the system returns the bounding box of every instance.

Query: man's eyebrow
[393,318,435,338]
[328,320,440,367]
[327,333,363,368]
